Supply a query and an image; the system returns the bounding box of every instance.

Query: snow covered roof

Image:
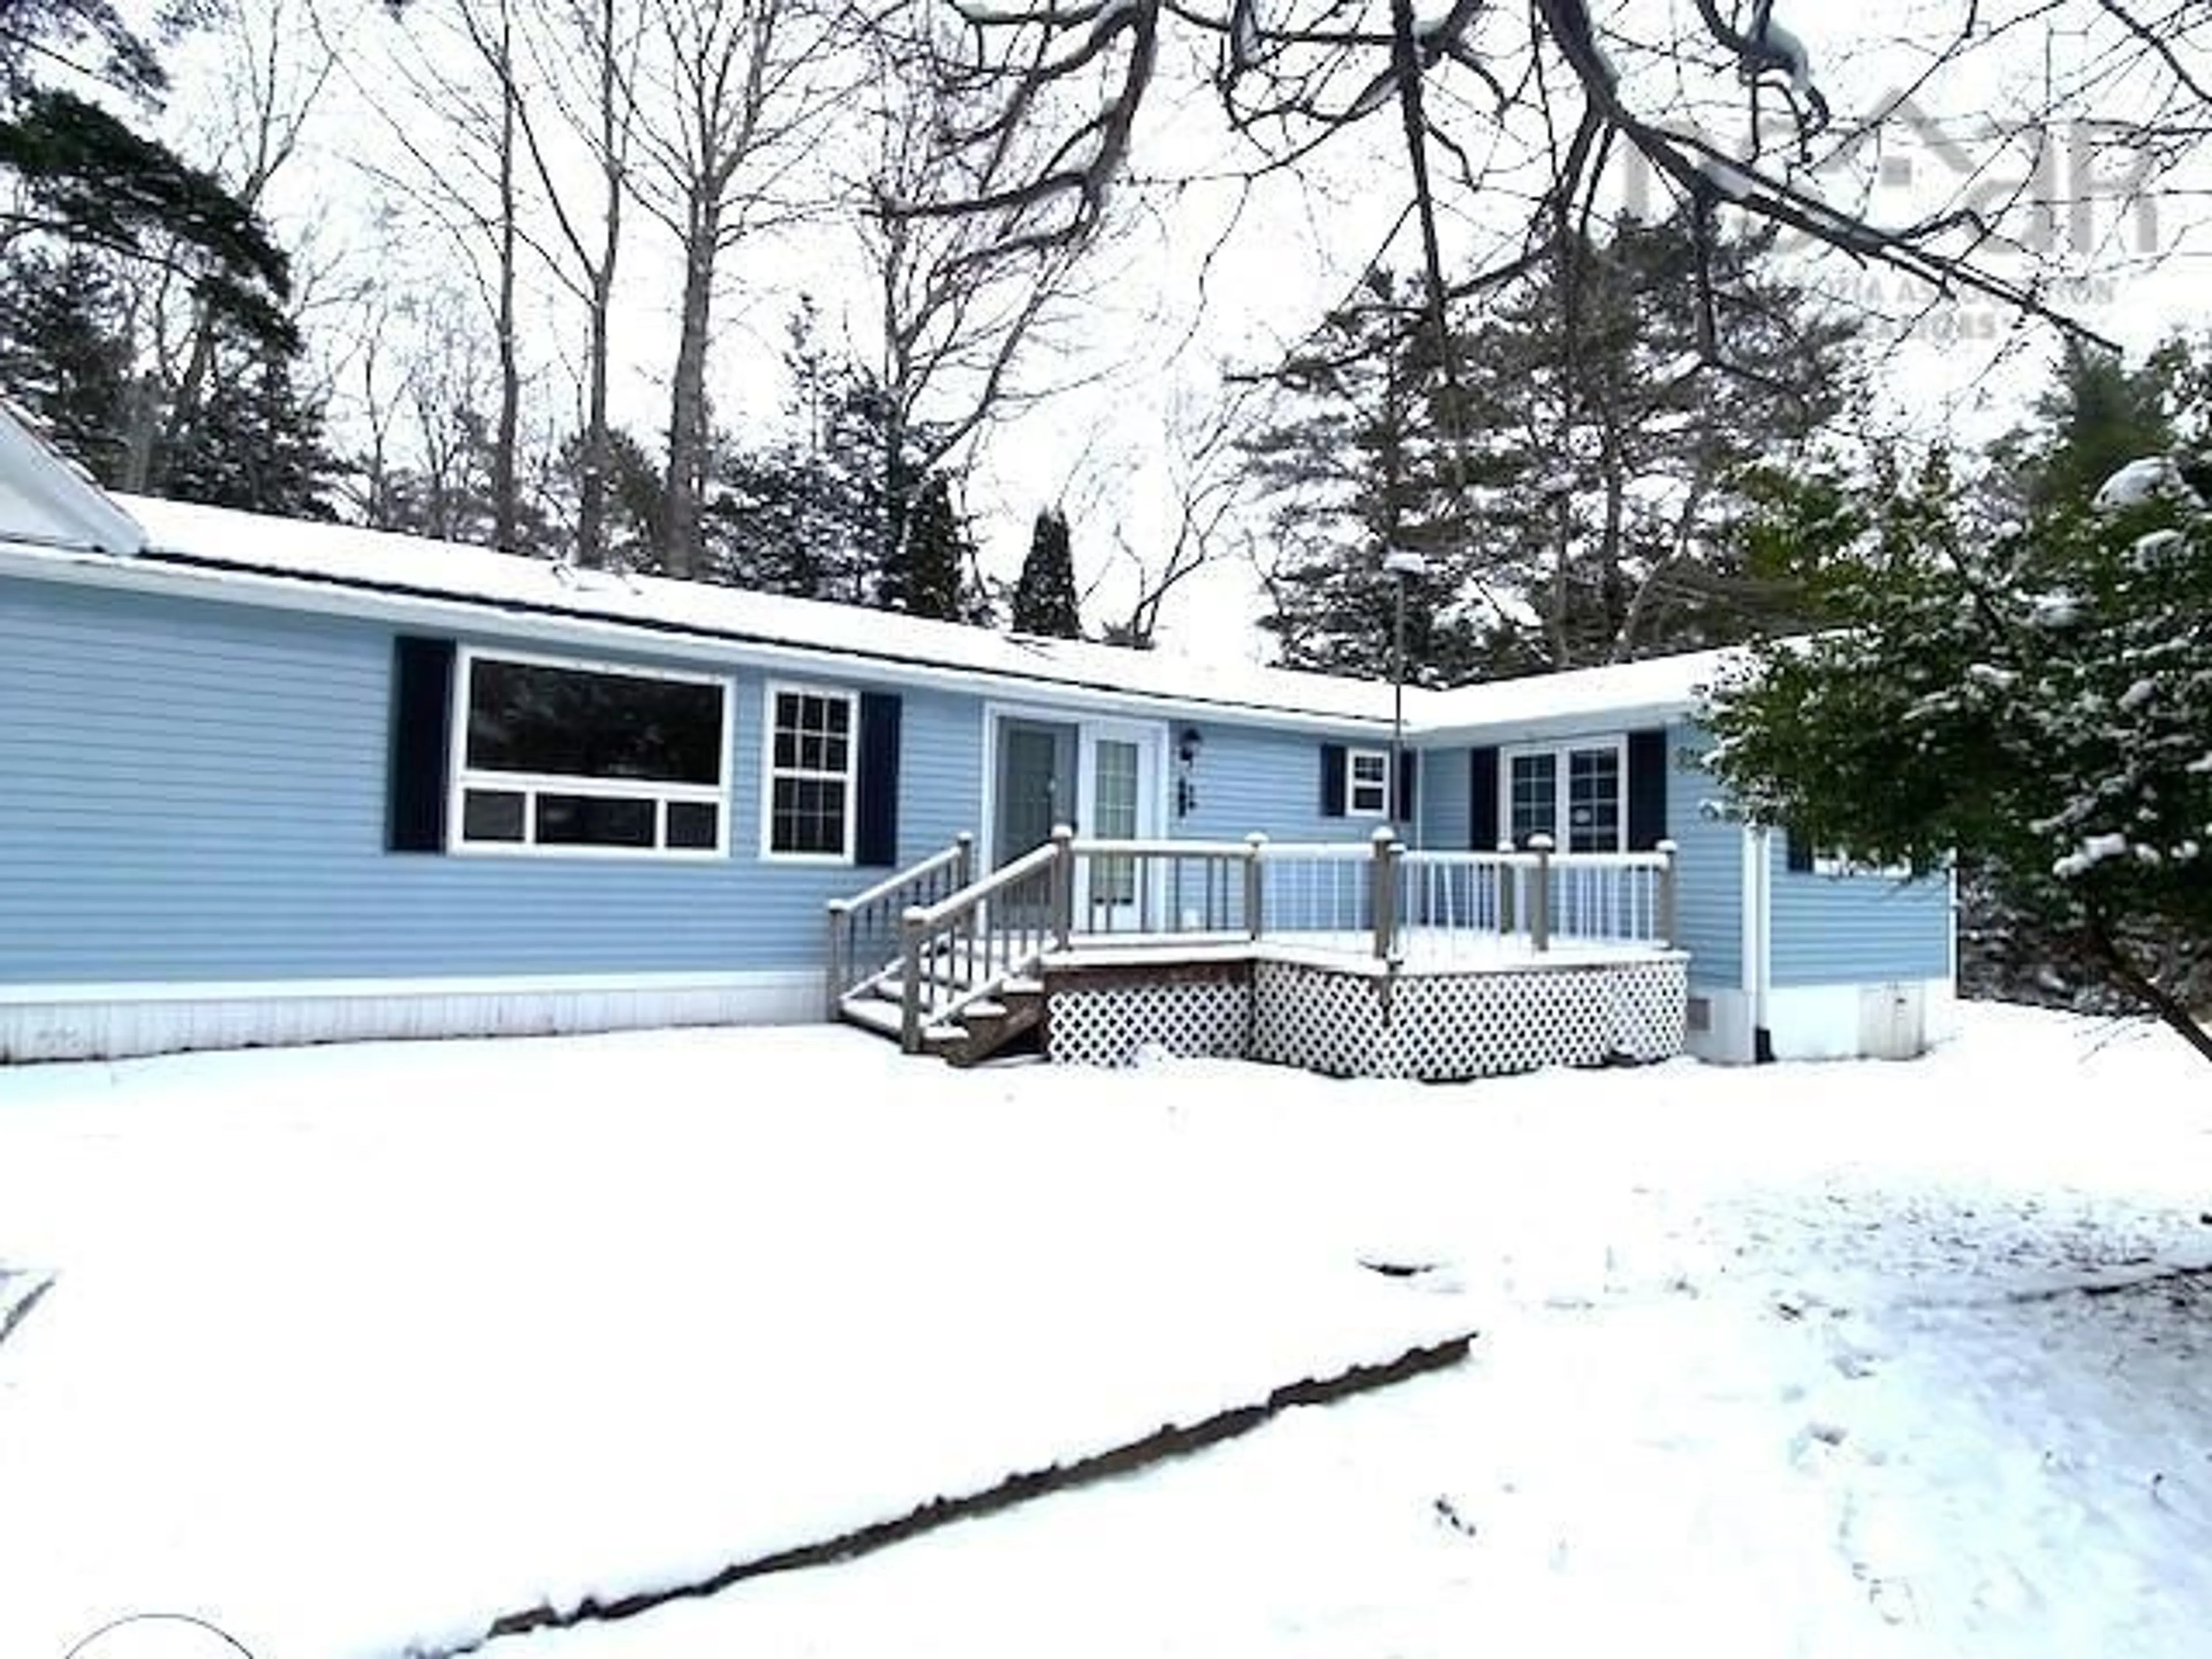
[1419,645,1738,737]
[0,401,147,556]
[108,495,1421,728]
[1,470,1725,735]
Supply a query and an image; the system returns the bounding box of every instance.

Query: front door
[989,715,1166,931]
[994,718,1078,868]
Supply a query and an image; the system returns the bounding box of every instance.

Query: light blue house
[0,410,1953,1070]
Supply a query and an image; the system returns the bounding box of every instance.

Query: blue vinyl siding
[1436,718,1742,990]
[1769,844,1952,986]
[1662,722,1743,991]
[1416,745,1470,851]
[0,581,983,983]
[3,573,1948,998]
[1173,722,1392,847]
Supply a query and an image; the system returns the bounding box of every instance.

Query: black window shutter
[1468,745,1499,849]
[1626,728,1668,851]
[388,635,455,853]
[1320,743,1347,817]
[1784,828,1815,873]
[855,692,902,866]
[1395,748,1419,823]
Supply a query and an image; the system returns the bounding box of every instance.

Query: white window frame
[1346,747,1392,817]
[448,646,732,859]
[760,680,860,865]
[1500,736,1629,853]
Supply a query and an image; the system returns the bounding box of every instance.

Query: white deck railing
[1062,828,1679,961]
[835,827,1679,1052]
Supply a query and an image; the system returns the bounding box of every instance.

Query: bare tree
[851,17,1103,571]
[1094,384,1251,647]
[627,0,847,577]
[120,0,342,491]
[885,3,2212,376]
[515,0,642,567]
[355,0,532,549]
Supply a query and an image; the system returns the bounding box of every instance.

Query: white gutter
[0,537,1400,738]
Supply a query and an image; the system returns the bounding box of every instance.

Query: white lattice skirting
[1048,972,1251,1067]
[1047,952,1688,1081]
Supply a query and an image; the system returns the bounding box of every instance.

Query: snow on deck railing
[831,828,1680,1048]
[1060,830,1679,963]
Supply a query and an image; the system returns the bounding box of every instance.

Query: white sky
[141,0,2212,658]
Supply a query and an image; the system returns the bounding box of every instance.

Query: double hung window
[764,684,857,859]
[1346,749,1391,817]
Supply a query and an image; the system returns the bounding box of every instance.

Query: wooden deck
[830,831,1689,1079]
[1039,935,1686,1081]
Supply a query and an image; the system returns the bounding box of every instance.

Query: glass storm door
[1077,725,1161,930]
[994,718,1078,868]
[1084,735,1141,925]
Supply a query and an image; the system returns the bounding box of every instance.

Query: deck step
[838,998,906,1039]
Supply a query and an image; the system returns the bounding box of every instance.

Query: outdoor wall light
[1176,726,1203,816]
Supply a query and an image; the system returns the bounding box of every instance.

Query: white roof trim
[0,403,147,555]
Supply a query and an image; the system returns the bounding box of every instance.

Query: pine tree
[1995,340,2182,514]
[162,343,334,518]
[1448,213,1857,668]
[881,472,990,622]
[1010,507,1082,637]
[1246,218,1857,681]
[0,247,133,482]
[0,88,295,358]
[1245,267,1479,684]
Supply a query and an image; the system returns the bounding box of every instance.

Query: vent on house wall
[1685,995,1713,1034]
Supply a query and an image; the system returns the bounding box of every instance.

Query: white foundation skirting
[1687,978,1955,1066]
[1048,953,1688,1081]
[0,971,822,1062]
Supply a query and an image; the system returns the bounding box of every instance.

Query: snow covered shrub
[1703,451,2212,1062]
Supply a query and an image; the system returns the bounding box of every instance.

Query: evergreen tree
[1704,358,2212,1065]
[1010,507,1082,637]
[703,303,968,613]
[161,342,334,517]
[706,444,825,596]
[881,471,989,622]
[1994,340,2183,514]
[1449,213,1856,669]
[1245,217,1856,681]
[1246,267,1478,684]
[0,79,294,359]
[0,247,133,480]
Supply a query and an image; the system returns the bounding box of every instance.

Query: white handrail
[830,835,971,915]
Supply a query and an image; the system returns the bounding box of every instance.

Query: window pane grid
[1504,746,1622,853]
[1566,748,1620,853]
[1348,749,1390,816]
[1509,753,1556,846]
[767,687,857,858]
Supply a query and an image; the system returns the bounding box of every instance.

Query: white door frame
[1078,718,1167,927]
[979,702,1171,885]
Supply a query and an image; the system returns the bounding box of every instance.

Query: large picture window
[1503,740,1624,852]
[453,650,730,855]
[765,683,857,859]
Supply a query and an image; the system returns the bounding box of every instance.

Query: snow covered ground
[3,1004,2210,1659]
